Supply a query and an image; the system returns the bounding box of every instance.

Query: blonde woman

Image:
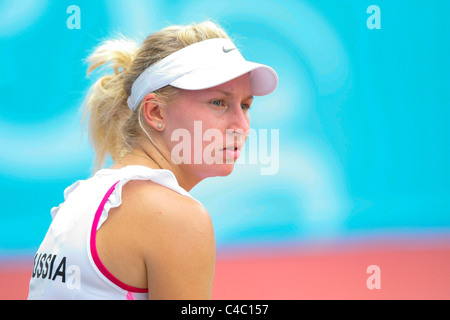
[28,21,278,300]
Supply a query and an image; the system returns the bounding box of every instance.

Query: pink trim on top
[90,180,148,294]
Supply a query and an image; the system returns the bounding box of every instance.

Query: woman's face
[162,73,253,178]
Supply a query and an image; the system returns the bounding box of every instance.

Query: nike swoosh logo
[223,46,237,53]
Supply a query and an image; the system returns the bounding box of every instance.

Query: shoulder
[121,178,214,256]
[121,179,211,228]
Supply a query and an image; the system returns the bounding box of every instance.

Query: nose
[227,103,250,136]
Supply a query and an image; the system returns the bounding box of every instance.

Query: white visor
[127,38,278,111]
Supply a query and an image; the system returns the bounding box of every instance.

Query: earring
[157,123,163,129]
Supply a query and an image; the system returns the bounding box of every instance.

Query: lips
[220,143,242,152]
[220,143,242,161]
[222,146,237,151]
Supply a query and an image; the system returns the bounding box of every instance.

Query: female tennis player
[28,21,278,300]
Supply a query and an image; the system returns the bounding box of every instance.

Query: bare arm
[136,188,216,299]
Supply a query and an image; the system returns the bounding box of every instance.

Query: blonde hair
[82,21,230,172]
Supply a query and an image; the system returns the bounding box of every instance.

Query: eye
[211,99,226,107]
[241,104,251,111]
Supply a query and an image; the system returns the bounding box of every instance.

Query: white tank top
[28,165,200,300]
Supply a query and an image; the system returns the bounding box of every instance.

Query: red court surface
[1,238,449,300]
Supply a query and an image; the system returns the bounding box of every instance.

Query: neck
[114,143,202,192]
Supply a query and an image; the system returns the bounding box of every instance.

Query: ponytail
[82,37,139,172]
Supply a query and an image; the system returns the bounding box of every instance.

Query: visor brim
[169,61,278,96]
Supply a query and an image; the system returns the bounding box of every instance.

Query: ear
[141,93,165,131]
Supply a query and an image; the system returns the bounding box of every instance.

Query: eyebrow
[207,89,253,100]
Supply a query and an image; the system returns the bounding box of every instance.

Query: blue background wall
[1,0,449,258]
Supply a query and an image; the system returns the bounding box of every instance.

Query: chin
[214,163,236,177]
[197,162,236,179]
